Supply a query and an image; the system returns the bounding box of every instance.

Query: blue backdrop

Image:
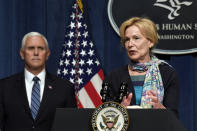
[0,0,196,131]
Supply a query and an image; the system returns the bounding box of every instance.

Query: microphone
[117,82,128,103]
[100,82,111,102]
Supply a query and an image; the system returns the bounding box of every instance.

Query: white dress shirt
[24,68,46,107]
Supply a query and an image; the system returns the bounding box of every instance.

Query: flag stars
[77,32,81,37]
[72,4,77,9]
[68,31,74,38]
[59,60,63,66]
[70,22,75,29]
[77,78,83,84]
[80,49,86,57]
[86,68,92,75]
[89,41,94,48]
[83,31,88,38]
[57,69,61,75]
[63,68,68,75]
[62,51,66,57]
[95,59,100,66]
[88,49,94,56]
[78,68,84,75]
[78,22,82,28]
[84,24,87,29]
[64,59,70,66]
[69,78,74,83]
[67,40,73,48]
[70,69,75,76]
[70,13,75,20]
[79,59,85,66]
[72,59,76,66]
[87,59,93,66]
[58,3,103,97]
[78,13,83,19]
[82,40,87,47]
[66,50,71,57]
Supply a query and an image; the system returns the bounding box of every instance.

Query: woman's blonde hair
[119,17,158,47]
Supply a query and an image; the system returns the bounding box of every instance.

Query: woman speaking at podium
[103,17,179,117]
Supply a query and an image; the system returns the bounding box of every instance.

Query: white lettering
[158,34,194,40]
[162,23,192,30]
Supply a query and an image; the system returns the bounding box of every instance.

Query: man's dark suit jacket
[0,72,77,131]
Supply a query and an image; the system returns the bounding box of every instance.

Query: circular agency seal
[91,102,129,131]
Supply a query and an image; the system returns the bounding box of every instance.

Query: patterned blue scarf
[129,56,169,108]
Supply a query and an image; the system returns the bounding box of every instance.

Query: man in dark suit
[0,32,77,131]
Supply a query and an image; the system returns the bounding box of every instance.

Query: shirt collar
[24,68,46,83]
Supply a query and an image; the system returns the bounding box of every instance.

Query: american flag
[57,0,104,108]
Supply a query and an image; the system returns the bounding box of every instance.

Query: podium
[52,108,186,131]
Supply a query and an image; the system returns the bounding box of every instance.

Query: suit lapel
[36,72,54,121]
[16,72,33,119]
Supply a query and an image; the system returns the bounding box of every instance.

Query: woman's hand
[147,90,166,109]
[121,93,133,107]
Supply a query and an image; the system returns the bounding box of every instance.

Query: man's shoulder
[46,73,73,87]
[0,72,23,82]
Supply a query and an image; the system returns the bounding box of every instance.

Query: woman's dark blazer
[103,63,179,117]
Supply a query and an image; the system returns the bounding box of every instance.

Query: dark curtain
[0,0,196,131]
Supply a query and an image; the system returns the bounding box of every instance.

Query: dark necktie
[31,77,40,120]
